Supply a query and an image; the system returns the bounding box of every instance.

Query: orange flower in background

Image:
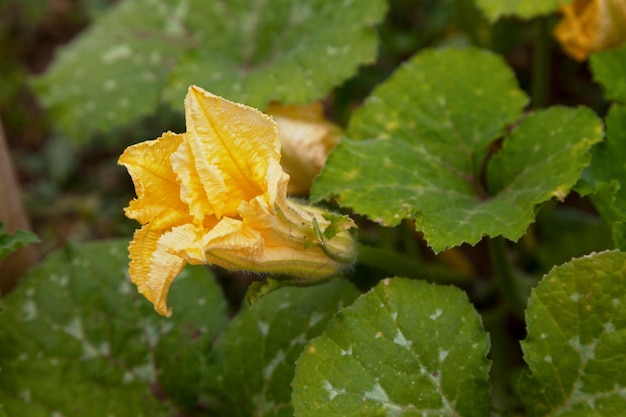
[554,0,626,61]
[265,102,342,195]
[119,86,355,316]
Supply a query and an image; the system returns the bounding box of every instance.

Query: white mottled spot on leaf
[18,389,31,403]
[258,321,270,337]
[544,355,552,363]
[289,332,307,347]
[82,342,99,359]
[160,321,174,335]
[262,349,285,381]
[429,309,442,320]
[22,299,38,321]
[323,379,342,400]
[104,79,117,91]
[63,317,84,339]
[101,45,132,63]
[98,342,110,356]
[439,349,449,362]
[340,345,352,356]
[394,329,411,348]
[309,311,325,327]
[570,293,581,302]
[142,71,157,82]
[251,393,276,414]
[139,319,160,346]
[122,371,135,383]
[131,362,155,383]
[118,279,132,295]
[364,380,389,402]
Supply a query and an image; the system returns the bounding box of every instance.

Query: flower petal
[128,223,186,316]
[119,132,189,228]
[160,218,265,270]
[184,85,281,218]
[171,137,225,223]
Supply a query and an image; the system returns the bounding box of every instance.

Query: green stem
[357,244,471,284]
[531,17,551,109]
[482,309,523,416]
[489,237,525,316]
[399,220,422,260]
[311,218,353,264]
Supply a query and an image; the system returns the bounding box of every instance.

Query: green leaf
[583,47,626,248]
[0,223,39,262]
[205,279,359,417]
[31,0,189,142]
[590,44,626,103]
[578,104,626,249]
[474,0,569,21]
[0,239,226,416]
[32,0,387,142]
[165,0,387,109]
[519,251,626,416]
[312,47,603,253]
[292,278,491,417]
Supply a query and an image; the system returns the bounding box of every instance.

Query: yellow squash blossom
[554,0,626,61]
[119,86,355,316]
[265,102,342,195]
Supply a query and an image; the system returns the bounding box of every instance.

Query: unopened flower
[554,0,626,61]
[265,102,342,195]
[119,86,356,316]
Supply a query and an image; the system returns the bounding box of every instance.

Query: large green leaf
[0,223,39,262]
[577,105,626,249]
[0,239,226,416]
[474,0,570,21]
[204,279,359,417]
[31,0,189,142]
[581,47,626,248]
[519,251,626,416]
[292,278,491,417]
[590,44,626,103]
[32,0,387,142]
[312,47,602,253]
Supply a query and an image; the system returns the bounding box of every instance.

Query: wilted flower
[119,86,356,316]
[554,0,626,61]
[265,102,342,195]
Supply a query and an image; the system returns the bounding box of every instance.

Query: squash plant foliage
[2,0,626,416]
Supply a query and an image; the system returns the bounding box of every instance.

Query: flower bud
[265,102,342,195]
[554,0,626,61]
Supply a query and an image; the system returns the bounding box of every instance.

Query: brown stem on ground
[0,116,37,294]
